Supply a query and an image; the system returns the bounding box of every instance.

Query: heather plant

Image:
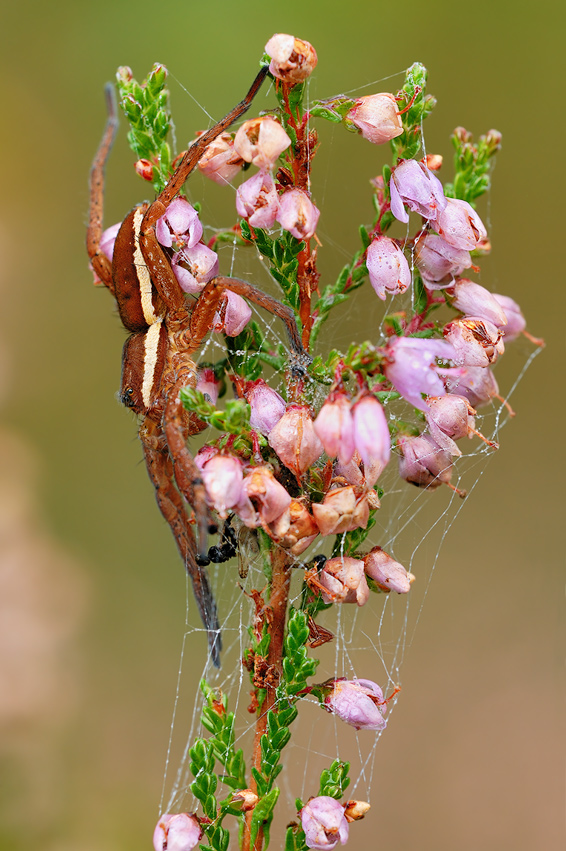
[96,33,541,851]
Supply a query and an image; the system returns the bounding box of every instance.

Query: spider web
[152,70,543,845]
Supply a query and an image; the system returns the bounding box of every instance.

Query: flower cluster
[106,34,540,851]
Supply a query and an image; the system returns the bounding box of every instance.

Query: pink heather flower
[311,486,369,536]
[201,454,245,518]
[415,233,472,288]
[197,132,244,185]
[397,433,453,490]
[213,290,252,336]
[318,556,369,606]
[172,243,219,294]
[324,678,387,731]
[334,451,384,490]
[444,317,505,367]
[313,393,355,465]
[245,379,286,434]
[352,394,391,470]
[346,93,403,145]
[156,198,203,249]
[234,117,292,169]
[444,365,499,408]
[364,546,413,594]
[268,499,319,555]
[236,170,280,229]
[492,294,527,341]
[196,367,220,405]
[366,236,411,300]
[268,405,323,476]
[383,336,458,412]
[300,796,349,850]
[277,189,320,240]
[100,222,120,260]
[241,466,292,526]
[435,197,487,251]
[265,33,318,84]
[446,279,508,327]
[153,812,202,851]
[389,159,447,224]
[424,394,476,456]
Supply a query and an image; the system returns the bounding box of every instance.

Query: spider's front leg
[140,416,221,667]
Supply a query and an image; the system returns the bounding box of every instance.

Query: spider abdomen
[120,322,167,415]
[112,204,164,333]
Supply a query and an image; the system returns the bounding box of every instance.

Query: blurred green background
[0,1,562,849]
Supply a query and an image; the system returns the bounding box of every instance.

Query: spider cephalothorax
[86,65,308,666]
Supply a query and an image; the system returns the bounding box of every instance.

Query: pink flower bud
[352,394,391,470]
[172,243,219,294]
[447,279,508,327]
[236,170,280,229]
[364,546,413,593]
[153,812,202,851]
[444,317,505,366]
[277,189,320,240]
[334,451,384,490]
[201,454,245,518]
[265,33,318,84]
[318,556,369,606]
[300,796,349,850]
[366,236,411,300]
[389,159,447,224]
[324,678,387,731]
[313,393,355,464]
[134,158,154,181]
[492,294,527,341]
[397,433,453,490]
[311,486,369,536]
[197,132,244,185]
[234,117,291,169]
[415,234,472,288]
[213,290,252,337]
[425,393,476,455]
[196,367,220,405]
[444,365,499,408]
[435,197,487,251]
[156,198,203,249]
[101,222,120,261]
[245,380,286,434]
[383,336,458,412]
[241,466,292,526]
[346,93,403,144]
[268,405,323,476]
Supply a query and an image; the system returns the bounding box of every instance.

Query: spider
[86,64,309,667]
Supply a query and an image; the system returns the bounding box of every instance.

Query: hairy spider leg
[86,83,119,290]
[140,417,221,667]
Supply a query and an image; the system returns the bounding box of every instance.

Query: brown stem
[242,548,291,851]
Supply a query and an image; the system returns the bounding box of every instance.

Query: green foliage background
[0,2,562,849]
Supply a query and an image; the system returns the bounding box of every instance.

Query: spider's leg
[137,66,270,324]
[87,84,119,291]
[186,276,312,370]
[140,417,221,667]
[163,381,210,559]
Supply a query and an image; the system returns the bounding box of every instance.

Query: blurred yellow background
[0,1,562,849]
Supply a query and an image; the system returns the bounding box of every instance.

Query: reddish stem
[241,547,291,851]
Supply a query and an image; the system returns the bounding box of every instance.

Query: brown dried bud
[134,158,155,181]
[230,789,259,812]
[343,800,371,822]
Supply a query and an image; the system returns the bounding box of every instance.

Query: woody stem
[242,547,291,851]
